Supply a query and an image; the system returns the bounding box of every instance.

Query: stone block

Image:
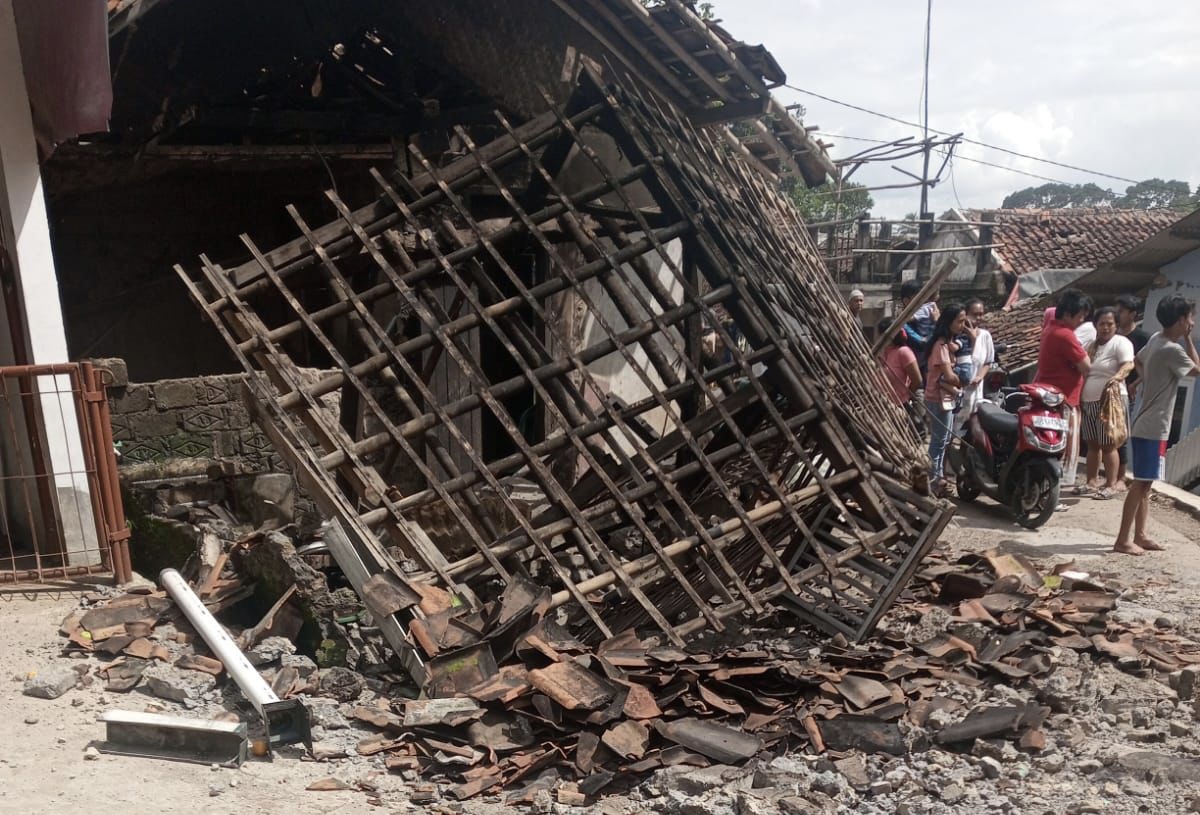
[23,665,79,699]
[153,380,199,409]
[281,653,318,678]
[1178,668,1199,702]
[222,374,256,404]
[109,413,135,443]
[248,636,297,667]
[213,430,240,458]
[142,662,216,704]
[118,439,168,465]
[87,357,128,388]
[110,383,150,413]
[128,409,180,438]
[161,432,213,460]
[180,405,225,433]
[195,377,231,405]
[223,402,251,430]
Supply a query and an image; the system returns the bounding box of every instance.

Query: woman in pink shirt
[880,327,924,435]
[881,328,922,404]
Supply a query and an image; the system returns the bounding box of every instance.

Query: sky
[718,1,1200,217]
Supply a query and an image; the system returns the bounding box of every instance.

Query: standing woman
[880,321,924,433]
[924,303,967,497]
[1079,307,1134,498]
[954,298,996,436]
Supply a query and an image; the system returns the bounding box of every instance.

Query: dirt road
[0,487,1198,815]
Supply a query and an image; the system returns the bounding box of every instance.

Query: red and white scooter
[955,382,1068,529]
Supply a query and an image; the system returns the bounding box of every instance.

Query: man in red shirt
[1036,289,1092,489]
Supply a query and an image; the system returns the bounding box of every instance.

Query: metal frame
[0,362,131,584]
[177,71,948,654]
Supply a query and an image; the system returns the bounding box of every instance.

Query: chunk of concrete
[23,665,79,699]
[142,663,217,704]
[280,653,317,678]
[247,636,296,667]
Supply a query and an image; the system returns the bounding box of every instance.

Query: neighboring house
[982,207,1200,488]
[904,207,1179,302]
[1068,208,1200,480]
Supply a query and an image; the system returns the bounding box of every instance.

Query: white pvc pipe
[159,568,279,712]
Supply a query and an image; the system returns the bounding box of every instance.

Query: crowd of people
[861,284,1200,556]
[875,281,997,499]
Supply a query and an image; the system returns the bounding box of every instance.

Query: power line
[939,150,1076,186]
[820,132,1078,185]
[784,83,1139,185]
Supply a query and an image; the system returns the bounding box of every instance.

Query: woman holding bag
[1079,307,1135,498]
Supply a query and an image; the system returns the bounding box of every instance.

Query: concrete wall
[106,368,286,475]
[1143,247,1200,440]
[0,0,99,565]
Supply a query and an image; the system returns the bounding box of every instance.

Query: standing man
[1115,294,1151,400]
[1115,294,1200,554]
[1035,289,1092,489]
[954,298,995,435]
[848,289,866,331]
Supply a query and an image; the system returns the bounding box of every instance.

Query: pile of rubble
[27,500,1200,810]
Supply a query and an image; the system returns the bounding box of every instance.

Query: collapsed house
[7,0,954,793]
[178,63,950,676]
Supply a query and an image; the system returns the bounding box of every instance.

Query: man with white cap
[848,289,865,330]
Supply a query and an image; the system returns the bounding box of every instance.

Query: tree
[1112,178,1193,211]
[785,180,874,224]
[1000,178,1197,211]
[1000,182,1114,209]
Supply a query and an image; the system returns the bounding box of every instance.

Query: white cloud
[718,0,1200,216]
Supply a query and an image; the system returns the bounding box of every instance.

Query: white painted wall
[0,0,99,566]
[1142,247,1200,441]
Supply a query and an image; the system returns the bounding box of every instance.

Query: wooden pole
[871,257,959,357]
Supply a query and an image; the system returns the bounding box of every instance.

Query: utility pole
[916,0,934,281]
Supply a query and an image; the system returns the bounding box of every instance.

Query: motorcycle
[954,380,1069,530]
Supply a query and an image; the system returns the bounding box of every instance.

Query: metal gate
[0,362,131,583]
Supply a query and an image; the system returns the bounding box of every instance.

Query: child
[949,329,974,412]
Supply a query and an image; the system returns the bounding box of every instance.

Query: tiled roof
[965,208,1179,277]
[982,297,1051,372]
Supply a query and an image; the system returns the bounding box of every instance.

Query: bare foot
[1113,540,1145,555]
[1134,538,1166,551]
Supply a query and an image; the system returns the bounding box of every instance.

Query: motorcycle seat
[977,401,1019,435]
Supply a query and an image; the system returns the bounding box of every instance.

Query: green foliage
[1113,178,1193,211]
[1000,182,1114,209]
[785,180,874,224]
[1001,178,1197,212]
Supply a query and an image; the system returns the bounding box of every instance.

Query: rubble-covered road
[3,488,1200,815]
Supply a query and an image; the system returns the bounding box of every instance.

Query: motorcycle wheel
[1010,463,1060,530]
[956,471,980,502]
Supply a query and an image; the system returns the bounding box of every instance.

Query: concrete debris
[246,636,297,667]
[142,663,218,705]
[23,665,80,699]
